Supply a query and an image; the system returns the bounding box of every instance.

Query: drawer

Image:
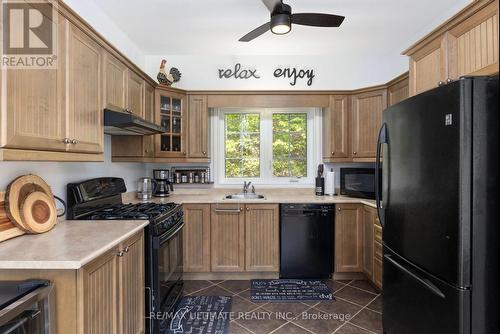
[374,224,382,243]
[374,240,382,260]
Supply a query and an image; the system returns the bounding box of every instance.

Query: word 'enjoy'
[218,63,260,80]
[274,67,315,86]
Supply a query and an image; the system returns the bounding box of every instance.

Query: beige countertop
[0,220,149,270]
[124,187,377,208]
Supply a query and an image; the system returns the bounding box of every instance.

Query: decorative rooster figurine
[157,59,181,86]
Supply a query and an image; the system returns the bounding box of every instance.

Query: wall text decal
[218,63,260,80]
[273,67,315,86]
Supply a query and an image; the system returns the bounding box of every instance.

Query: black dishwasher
[280,204,334,279]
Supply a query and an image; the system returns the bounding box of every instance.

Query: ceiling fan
[239,0,345,42]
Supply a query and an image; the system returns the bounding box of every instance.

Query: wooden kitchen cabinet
[187,95,210,159]
[67,23,104,154]
[127,70,145,117]
[405,0,498,96]
[244,204,280,272]
[387,73,410,107]
[351,89,387,160]
[79,231,144,334]
[183,204,211,272]
[362,206,376,280]
[103,52,127,109]
[335,204,363,273]
[373,217,383,289]
[155,88,187,159]
[0,13,68,154]
[210,204,245,272]
[323,95,351,162]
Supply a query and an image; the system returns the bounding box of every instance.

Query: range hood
[104,105,166,136]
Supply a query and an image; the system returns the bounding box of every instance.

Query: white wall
[62,0,146,68]
[0,136,147,200]
[145,54,408,91]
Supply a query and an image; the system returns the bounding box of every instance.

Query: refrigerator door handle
[384,254,446,299]
[376,123,387,227]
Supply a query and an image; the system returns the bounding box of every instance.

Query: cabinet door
[335,204,363,273]
[103,53,127,109]
[183,204,211,272]
[323,95,350,161]
[78,247,119,334]
[362,206,375,280]
[127,71,144,117]
[388,76,410,107]
[187,95,209,159]
[155,92,187,158]
[409,36,448,96]
[1,13,66,151]
[351,90,387,159]
[447,2,499,80]
[245,204,279,272]
[210,204,245,272]
[118,231,145,334]
[143,83,155,157]
[67,24,103,153]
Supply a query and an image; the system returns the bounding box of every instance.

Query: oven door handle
[157,220,184,246]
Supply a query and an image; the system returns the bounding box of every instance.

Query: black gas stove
[66,177,184,334]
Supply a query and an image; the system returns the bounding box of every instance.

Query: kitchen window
[213,108,322,185]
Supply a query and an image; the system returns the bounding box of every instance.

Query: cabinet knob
[117,251,124,257]
[71,139,78,145]
[246,207,250,211]
[145,149,150,153]
[337,207,341,211]
[182,151,186,155]
[202,151,207,156]
[446,78,453,84]
[438,81,445,86]
[124,246,130,253]
[353,151,357,155]
[331,152,335,156]
[63,138,70,144]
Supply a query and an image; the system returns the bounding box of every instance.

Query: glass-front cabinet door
[155,90,186,158]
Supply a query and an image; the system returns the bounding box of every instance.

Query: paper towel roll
[325,171,336,196]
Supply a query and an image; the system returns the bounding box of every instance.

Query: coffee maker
[153,169,174,197]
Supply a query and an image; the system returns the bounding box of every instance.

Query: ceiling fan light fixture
[271,13,291,35]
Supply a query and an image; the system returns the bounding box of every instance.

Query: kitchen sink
[223,193,266,200]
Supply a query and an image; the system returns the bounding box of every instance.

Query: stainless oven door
[0,284,55,334]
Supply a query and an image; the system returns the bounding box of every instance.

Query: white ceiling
[91,0,471,57]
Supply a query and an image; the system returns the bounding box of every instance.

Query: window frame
[213,107,322,186]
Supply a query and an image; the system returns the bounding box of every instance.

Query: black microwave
[340,168,379,199]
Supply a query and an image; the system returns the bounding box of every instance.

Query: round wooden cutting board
[5,175,57,234]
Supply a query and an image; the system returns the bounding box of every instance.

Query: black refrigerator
[375,76,499,334]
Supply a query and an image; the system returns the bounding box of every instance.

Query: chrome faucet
[243,181,252,194]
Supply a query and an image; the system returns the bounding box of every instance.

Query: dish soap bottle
[315,164,325,196]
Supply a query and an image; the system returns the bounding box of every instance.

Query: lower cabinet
[362,206,376,279]
[183,204,211,272]
[373,217,383,289]
[335,204,363,273]
[244,204,279,272]
[79,231,145,334]
[184,204,279,273]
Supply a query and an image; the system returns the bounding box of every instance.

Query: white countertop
[0,219,149,270]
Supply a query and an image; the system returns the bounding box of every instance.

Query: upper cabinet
[103,53,127,109]
[323,95,351,162]
[187,95,210,160]
[67,23,104,154]
[127,70,145,117]
[155,88,187,159]
[405,0,499,96]
[387,73,410,107]
[351,89,387,160]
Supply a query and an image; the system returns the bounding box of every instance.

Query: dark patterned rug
[250,279,334,302]
[165,296,232,334]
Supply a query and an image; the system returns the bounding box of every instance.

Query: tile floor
[183,279,382,334]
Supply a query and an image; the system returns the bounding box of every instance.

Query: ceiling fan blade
[292,13,345,27]
[239,22,271,42]
[261,0,282,13]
